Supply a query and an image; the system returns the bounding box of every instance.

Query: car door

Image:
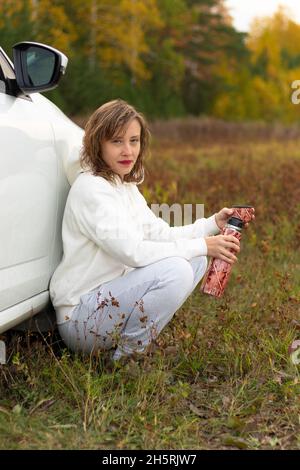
[0,48,58,311]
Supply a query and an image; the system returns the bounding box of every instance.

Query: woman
[50,99,242,362]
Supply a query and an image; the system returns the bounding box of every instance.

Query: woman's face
[101,118,141,180]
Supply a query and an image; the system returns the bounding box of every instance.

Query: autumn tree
[140,0,189,116]
[180,0,248,114]
[0,1,33,54]
[213,6,300,122]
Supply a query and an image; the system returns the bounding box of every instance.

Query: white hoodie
[50,171,220,324]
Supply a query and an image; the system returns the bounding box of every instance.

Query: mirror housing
[12,41,68,94]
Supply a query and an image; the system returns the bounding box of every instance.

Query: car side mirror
[12,41,68,94]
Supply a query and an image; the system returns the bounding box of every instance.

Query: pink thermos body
[201,206,254,298]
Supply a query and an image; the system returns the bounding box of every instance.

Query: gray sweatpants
[58,255,207,361]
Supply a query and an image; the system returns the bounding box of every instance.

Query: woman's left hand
[215,207,255,231]
[215,208,235,231]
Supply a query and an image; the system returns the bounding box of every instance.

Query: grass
[1,120,300,449]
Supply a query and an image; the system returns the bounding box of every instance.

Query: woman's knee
[192,255,208,278]
[58,320,110,355]
[161,256,195,294]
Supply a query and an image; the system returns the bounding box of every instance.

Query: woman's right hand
[204,234,240,264]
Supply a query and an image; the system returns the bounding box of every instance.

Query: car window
[0,47,31,100]
[0,47,15,95]
[0,64,5,93]
[0,48,15,79]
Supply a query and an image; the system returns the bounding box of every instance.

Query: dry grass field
[1,119,299,450]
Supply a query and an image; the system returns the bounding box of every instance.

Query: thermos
[201,205,254,298]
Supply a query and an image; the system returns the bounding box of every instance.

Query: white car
[0,41,83,335]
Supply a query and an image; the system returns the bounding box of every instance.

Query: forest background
[1,0,300,122]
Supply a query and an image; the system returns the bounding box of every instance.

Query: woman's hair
[80,99,150,184]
